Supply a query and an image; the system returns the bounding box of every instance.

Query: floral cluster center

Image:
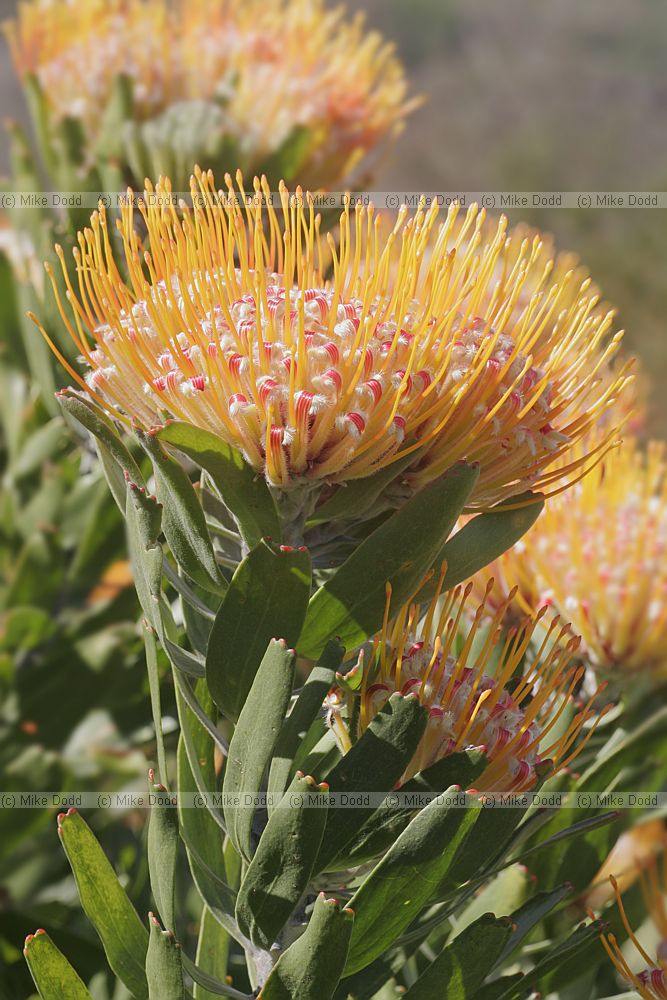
[84,269,558,488]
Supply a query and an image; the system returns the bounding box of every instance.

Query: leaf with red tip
[206,538,311,720]
[146,913,184,1000]
[57,810,148,998]
[222,638,297,860]
[147,780,179,932]
[24,928,93,1000]
[493,883,573,968]
[236,772,329,949]
[259,893,354,1000]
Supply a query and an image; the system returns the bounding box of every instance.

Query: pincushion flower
[599,852,667,1000]
[35,169,631,507]
[4,0,415,190]
[330,572,608,792]
[470,435,667,672]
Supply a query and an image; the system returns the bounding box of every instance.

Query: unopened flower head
[36,169,631,505]
[599,848,667,1000]
[5,0,415,189]
[351,571,607,791]
[471,435,667,672]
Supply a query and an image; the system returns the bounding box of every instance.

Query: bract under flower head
[471,434,667,672]
[352,570,607,791]
[36,169,631,507]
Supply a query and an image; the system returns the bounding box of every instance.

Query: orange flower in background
[344,571,608,791]
[587,820,666,910]
[470,435,667,673]
[4,0,415,189]
[599,842,667,1000]
[35,168,631,504]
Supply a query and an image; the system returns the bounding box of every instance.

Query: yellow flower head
[36,170,631,505]
[471,434,667,672]
[599,846,667,1000]
[5,0,414,188]
[352,570,607,791]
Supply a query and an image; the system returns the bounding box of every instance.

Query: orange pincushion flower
[35,169,631,505]
[470,435,667,672]
[4,0,415,189]
[599,842,667,1000]
[346,572,607,791]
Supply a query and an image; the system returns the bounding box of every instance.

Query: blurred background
[6,0,664,428]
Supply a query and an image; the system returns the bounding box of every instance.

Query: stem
[271,485,320,548]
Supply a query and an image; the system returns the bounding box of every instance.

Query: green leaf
[0,247,22,369]
[307,450,421,527]
[173,671,228,765]
[403,913,514,999]
[511,810,621,870]
[452,865,530,937]
[475,974,526,1000]
[344,789,479,975]
[443,799,532,892]
[193,906,233,1000]
[344,749,489,866]
[299,462,479,659]
[222,639,296,859]
[146,914,184,1000]
[6,533,66,610]
[10,418,67,480]
[578,705,667,792]
[57,809,148,999]
[57,389,144,485]
[23,928,93,1000]
[176,681,239,938]
[236,772,328,948]
[138,430,225,594]
[526,920,602,993]
[23,73,57,174]
[316,693,428,872]
[259,894,354,1000]
[417,492,544,601]
[494,883,573,967]
[95,72,134,159]
[267,640,345,804]
[206,540,310,720]
[165,638,207,678]
[259,124,313,185]
[145,625,168,783]
[183,952,251,998]
[157,422,280,548]
[125,477,164,636]
[147,779,179,932]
